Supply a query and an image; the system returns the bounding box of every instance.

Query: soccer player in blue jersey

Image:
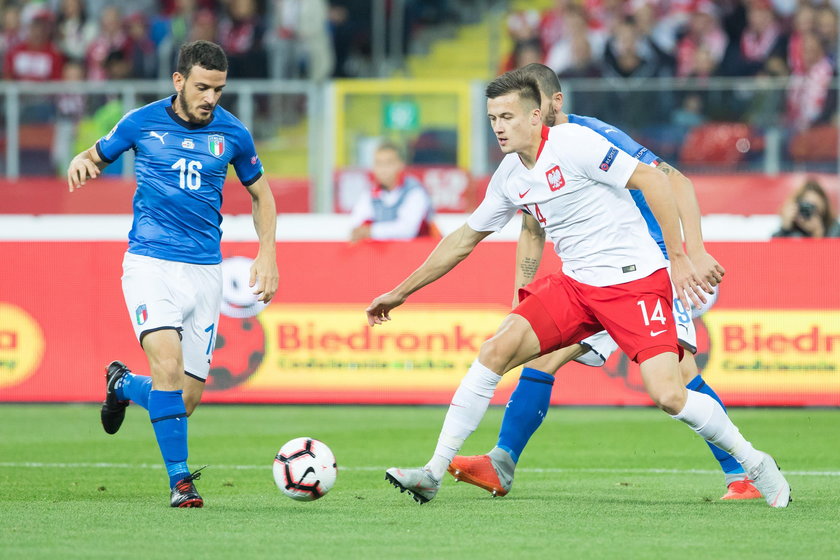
[448,63,761,501]
[66,40,278,508]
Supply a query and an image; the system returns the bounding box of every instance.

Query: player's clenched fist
[366,292,406,326]
[67,153,102,191]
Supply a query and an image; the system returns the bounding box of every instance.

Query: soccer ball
[273,437,337,501]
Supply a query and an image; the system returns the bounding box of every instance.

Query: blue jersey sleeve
[567,114,661,165]
[231,128,264,186]
[606,128,660,166]
[95,109,140,163]
[568,114,668,260]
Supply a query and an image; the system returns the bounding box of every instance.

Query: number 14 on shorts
[637,298,668,336]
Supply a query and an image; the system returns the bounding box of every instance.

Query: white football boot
[747,452,791,508]
[385,467,441,504]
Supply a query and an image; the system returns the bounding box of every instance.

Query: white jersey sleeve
[558,125,639,191]
[467,155,519,232]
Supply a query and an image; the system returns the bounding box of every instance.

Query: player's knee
[477,336,515,373]
[650,387,686,415]
[149,357,184,388]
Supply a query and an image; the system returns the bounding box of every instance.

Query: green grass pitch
[1,404,838,559]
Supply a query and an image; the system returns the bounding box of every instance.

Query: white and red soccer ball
[273,437,337,501]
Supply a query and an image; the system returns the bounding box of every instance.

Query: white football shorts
[121,252,222,381]
[575,285,719,367]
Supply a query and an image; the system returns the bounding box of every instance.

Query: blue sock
[686,375,745,475]
[116,372,152,410]
[148,390,190,488]
[496,367,554,464]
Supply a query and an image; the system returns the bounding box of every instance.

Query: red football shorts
[512,268,681,364]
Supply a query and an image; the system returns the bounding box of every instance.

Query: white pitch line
[0,462,838,477]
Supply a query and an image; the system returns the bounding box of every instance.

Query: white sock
[425,360,501,480]
[672,390,763,471]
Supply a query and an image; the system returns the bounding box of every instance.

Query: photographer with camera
[773,179,840,238]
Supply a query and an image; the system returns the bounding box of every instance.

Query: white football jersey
[468,124,668,287]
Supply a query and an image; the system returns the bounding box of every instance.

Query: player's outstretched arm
[627,163,708,311]
[514,213,546,307]
[245,176,279,303]
[67,146,108,192]
[658,161,724,288]
[366,223,492,326]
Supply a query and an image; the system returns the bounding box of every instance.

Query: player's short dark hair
[519,63,562,96]
[375,140,405,161]
[177,40,228,78]
[485,70,541,110]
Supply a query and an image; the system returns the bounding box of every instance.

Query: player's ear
[554,92,564,112]
[531,108,541,125]
[172,72,184,93]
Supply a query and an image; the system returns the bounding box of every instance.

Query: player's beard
[544,104,556,127]
[179,94,214,125]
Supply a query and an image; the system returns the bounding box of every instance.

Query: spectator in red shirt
[788,4,817,75]
[732,0,786,76]
[675,3,728,78]
[4,12,63,81]
[538,0,572,53]
[786,31,835,132]
[85,5,129,81]
[219,0,268,78]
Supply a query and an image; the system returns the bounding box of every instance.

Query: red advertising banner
[0,240,838,405]
[5,172,837,216]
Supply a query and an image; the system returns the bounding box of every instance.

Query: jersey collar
[536,125,550,160]
[518,125,550,168]
[165,95,215,130]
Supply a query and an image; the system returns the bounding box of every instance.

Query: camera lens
[798,201,816,219]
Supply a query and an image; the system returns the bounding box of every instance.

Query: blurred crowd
[0,0,455,82]
[505,0,838,133]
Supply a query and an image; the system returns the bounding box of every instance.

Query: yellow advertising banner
[703,310,840,392]
[245,304,515,391]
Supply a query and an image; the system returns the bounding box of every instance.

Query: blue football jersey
[96,96,264,264]
[567,114,667,259]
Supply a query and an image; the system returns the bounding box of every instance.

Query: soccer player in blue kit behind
[448,63,762,501]
[66,41,278,508]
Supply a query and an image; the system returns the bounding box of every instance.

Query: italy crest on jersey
[208,134,225,158]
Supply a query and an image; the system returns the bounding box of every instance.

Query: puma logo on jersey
[545,165,565,191]
[150,131,168,144]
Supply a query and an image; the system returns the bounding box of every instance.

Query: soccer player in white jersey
[367,69,790,507]
[448,63,760,501]
[66,41,278,507]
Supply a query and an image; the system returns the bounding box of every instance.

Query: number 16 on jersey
[171,158,203,191]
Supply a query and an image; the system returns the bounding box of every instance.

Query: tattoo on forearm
[659,161,683,178]
[520,257,540,280]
